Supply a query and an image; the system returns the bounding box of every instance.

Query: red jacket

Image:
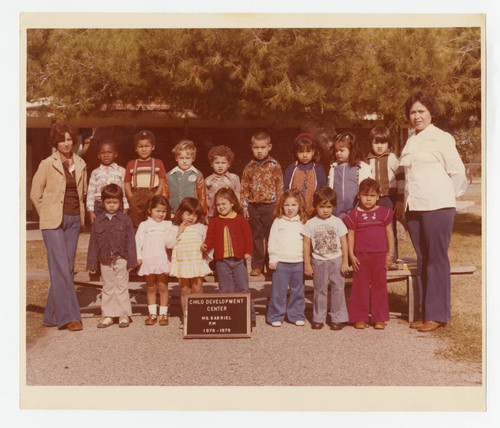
[204,214,253,260]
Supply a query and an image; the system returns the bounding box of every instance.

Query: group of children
[85,125,403,331]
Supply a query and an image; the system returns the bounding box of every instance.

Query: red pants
[348,252,389,323]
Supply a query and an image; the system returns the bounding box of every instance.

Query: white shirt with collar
[399,124,467,211]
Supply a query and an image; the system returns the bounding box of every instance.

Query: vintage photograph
[20,12,484,411]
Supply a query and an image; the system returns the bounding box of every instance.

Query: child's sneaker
[118,316,130,328]
[145,314,157,326]
[159,314,169,326]
[295,320,305,326]
[97,317,113,328]
[271,321,282,327]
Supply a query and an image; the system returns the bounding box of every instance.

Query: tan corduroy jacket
[30,152,87,230]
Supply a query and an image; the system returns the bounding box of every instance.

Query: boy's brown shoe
[145,314,157,326]
[159,314,169,326]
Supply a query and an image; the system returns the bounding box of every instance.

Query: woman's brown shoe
[409,318,424,329]
[354,322,366,329]
[67,321,83,331]
[418,320,446,332]
[374,322,385,330]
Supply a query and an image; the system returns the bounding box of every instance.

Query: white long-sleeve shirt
[268,216,304,264]
[399,124,467,211]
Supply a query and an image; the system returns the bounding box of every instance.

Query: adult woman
[398,92,467,332]
[30,122,87,331]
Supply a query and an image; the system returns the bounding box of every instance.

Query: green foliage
[27,27,481,136]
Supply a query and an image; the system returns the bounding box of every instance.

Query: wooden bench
[387,265,477,322]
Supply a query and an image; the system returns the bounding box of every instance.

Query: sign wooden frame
[183,293,251,339]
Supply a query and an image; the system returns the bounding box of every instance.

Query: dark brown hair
[214,187,243,215]
[49,122,77,148]
[274,189,308,223]
[333,132,363,166]
[172,197,207,225]
[208,145,235,165]
[312,186,337,209]
[251,131,271,146]
[293,134,320,163]
[148,195,171,219]
[358,178,381,195]
[101,183,123,203]
[369,125,392,149]
[98,139,118,151]
[133,130,156,148]
[404,91,440,120]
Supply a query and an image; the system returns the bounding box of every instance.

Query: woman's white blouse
[399,124,467,211]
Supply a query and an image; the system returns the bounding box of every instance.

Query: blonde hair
[172,140,196,160]
[274,189,308,223]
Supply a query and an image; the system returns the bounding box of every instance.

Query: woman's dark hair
[293,134,320,163]
[172,197,207,225]
[369,126,392,149]
[148,195,171,219]
[358,178,381,195]
[333,132,363,167]
[312,186,337,209]
[404,91,441,120]
[49,122,77,148]
[101,183,123,203]
[214,188,243,215]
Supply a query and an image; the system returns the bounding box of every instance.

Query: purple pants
[348,252,389,323]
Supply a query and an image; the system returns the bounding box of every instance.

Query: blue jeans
[406,208,455,322]
[216,258,255,321]
[267,262,305,324]
[41,214,82,328]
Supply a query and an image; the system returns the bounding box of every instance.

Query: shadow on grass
[453,213,481,237]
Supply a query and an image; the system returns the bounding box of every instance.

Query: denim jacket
[87,211,137,270]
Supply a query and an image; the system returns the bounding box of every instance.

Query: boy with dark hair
[241,132,283,276]
[87,184,137,328]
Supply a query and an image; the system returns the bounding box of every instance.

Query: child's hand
[177,222,187,237]
[340,260,350,276]
[304,263,314,277]
[350,255,360,272]
[200,243,207,251]
[243,210,249,220]
[89,270,96,275]
[137,259,143,267]
[89,211,96,224]
[268,262,277,270]
[128,267,135,272]
[385,254,393,270]
[244,253,252,261]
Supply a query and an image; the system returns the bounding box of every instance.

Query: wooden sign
[183,293,251,339]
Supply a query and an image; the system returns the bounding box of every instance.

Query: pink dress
[135,218,175,276]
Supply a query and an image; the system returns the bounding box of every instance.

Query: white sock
[148,304,158,315]
[159,306,168,315]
